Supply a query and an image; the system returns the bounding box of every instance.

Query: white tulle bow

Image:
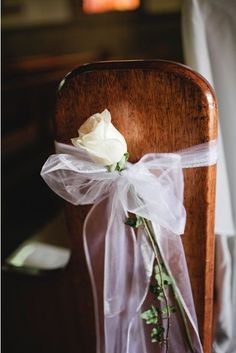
[41,140,217,353]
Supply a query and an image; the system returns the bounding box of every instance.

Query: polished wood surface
[55,60,217,353]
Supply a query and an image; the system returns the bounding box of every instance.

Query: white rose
[71,109,127,166]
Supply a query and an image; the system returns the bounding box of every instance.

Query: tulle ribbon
[41,140,217,353]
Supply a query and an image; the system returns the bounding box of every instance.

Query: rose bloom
[71,109,127,166]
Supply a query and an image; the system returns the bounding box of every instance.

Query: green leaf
[125,217,137,228]
[149,284,157,295]
[140,306,159,325]
[135,215,143,227]
[151,327,158,343]
[124,152,129,160]
[157,292,165,302]
[154,267,172,287]
[151,326,165,343]
[116,152,129,171]
[107,163,117,172]
[107,152,129,172]
[161,305,176,315]
[125,215,143,228]
[150,284,165,302]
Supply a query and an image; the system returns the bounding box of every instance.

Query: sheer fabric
[41,140,217,353]
[182,1,236,351]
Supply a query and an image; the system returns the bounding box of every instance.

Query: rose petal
[77,139,126,165]
[71,109,127,165]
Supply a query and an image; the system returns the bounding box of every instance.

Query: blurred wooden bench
[54,60,217,353]
[2,51,108,257]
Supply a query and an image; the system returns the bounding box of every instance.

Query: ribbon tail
[152,224,204,353]
[83,196,155,353]
[124,227,155,353]
[104,212,155,353]
[83,200,107,353]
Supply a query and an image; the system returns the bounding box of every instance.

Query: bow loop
[119,156,186,235]
[41,153,118,205]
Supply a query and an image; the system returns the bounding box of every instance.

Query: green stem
[142,217,170,353]
[142,218,195,353]
[127,185,195,352]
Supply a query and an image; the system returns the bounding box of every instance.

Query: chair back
[55,60,217,353]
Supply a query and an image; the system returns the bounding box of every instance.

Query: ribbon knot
[41,151,186,236]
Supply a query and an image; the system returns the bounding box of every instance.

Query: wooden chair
[54,60,217,353]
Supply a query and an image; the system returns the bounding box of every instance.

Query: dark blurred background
[2,1,183,352]
[2,0,183,258]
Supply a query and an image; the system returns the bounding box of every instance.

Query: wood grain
[55,60,218,353]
